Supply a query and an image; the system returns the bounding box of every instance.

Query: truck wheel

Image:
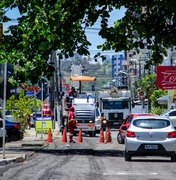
[89,131,96,137]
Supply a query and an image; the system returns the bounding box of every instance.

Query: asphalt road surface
[0,131,176,180]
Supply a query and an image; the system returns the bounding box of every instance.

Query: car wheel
[125,151,131,161]
[117,133,124,144]
[171,154,176,162]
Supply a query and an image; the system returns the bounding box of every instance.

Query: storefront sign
[157,66,176,89]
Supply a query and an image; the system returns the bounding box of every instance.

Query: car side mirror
[121,126,127,131]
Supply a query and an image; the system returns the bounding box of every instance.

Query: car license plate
[144,145,158,149]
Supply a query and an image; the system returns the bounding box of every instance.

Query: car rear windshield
[133,119,170,129]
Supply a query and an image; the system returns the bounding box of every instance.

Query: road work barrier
[99,128,105,143]
[61,127,67,143]
[77,128,83,143]
[105,128,112,143]
[47,128,53,143]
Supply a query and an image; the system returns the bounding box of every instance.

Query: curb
[0,154,26,166]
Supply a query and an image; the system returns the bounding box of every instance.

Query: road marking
[103,172,158,176]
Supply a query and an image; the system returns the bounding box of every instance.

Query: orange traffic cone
[105,128,112,143]
[47,128,53,143]
[77,128,83,143]
[61,127,67,143]
[99,128,104,143]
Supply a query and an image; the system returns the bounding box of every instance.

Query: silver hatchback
[125,116,176,161]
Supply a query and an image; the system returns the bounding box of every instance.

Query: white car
[161,109,176,128]
[124,116,176,161]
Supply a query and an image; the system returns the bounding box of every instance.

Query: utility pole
[58,53,63,129]
[54,51,60,129]
[1,23,7,159]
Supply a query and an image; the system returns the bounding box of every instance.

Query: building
[112,53,125,79]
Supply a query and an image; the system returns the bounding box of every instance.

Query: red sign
[157,66,176,89]
[42,104,52,116]
[26,86,40,92]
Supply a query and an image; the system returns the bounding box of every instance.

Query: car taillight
[168,131,176,138]
[14,124,21,129]
[126,130,136,137]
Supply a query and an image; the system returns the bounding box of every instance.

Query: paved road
[0,131,176,180]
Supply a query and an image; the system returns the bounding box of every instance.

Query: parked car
[5,115,23,142]
[161,109,176,128]
[0,119,8,146]
[124,116,176,161]
[117,113,157,144]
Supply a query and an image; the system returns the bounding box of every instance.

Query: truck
[61,74,98,136]
[98,90,132,129]
[72,96,98,136]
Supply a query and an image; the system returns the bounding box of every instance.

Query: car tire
[117,133,124,144]
[171,154,176,162]
[125,151,131,161]
[0,137,2,147]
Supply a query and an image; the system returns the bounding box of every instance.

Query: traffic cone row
[61,128,83,143]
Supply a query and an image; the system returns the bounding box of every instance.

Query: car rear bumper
[127,150,175,156]
[126,138,176,152]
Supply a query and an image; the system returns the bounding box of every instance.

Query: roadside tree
[0,1,176,84]
[6,90,42,130]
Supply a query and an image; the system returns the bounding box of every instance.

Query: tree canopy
[0,0,176,84]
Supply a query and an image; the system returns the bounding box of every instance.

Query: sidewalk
[0,127,51,165]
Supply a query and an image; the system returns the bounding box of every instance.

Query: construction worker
[69,87,78,98]
[68,106,77,143]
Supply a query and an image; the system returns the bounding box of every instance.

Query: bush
[150,107,167,115]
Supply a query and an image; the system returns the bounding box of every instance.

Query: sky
[4,6,126,57]
[86,7,126,54]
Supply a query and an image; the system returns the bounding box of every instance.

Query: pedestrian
[68,106,77,143]
[26,114,31,129]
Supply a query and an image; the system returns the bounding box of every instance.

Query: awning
[70,76,96,82]
[157,95,168,105]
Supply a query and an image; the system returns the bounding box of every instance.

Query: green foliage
[6,90,42,130]
[139,74,157,99]
[150,107,167,115]
[1,1,176,84]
